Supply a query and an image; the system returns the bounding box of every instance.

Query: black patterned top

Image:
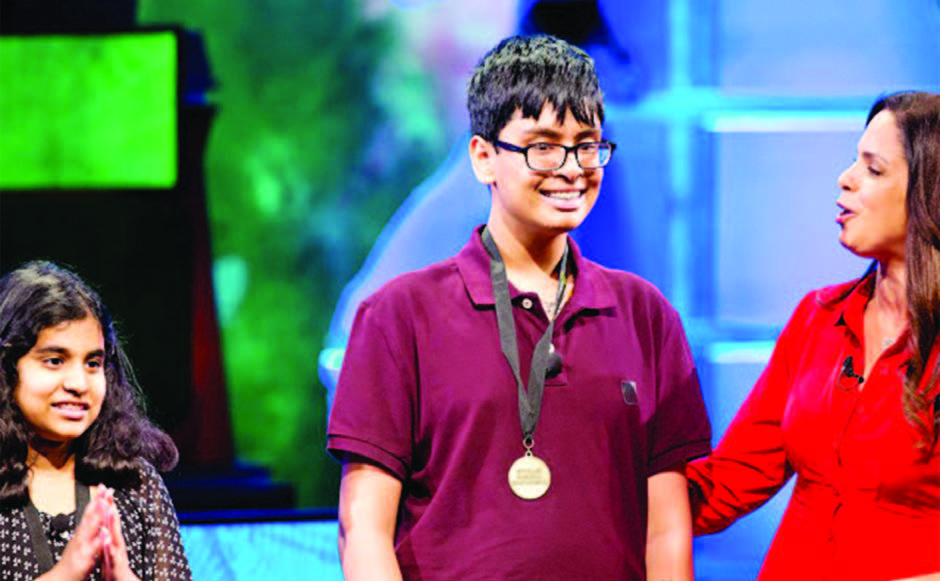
[0,461,192,580]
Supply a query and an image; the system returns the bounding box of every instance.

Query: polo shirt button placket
[521,297,534,310]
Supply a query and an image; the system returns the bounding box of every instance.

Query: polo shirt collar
[456,225,617,311]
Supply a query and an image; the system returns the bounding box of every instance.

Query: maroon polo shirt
[328,227,711,581]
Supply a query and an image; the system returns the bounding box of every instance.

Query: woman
[0,261,192,580]
[688,91,940,580]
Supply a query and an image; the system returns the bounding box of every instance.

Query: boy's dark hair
[467,34,605,143]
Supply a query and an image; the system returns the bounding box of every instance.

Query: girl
[0,261,191,580]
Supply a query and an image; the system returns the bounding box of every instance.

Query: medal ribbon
[481,227,568,443]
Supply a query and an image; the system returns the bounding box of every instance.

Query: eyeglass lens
[528,143,611,170]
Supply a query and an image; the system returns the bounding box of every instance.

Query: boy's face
[472,104,604,239]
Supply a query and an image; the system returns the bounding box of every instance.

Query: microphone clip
[837,355,865,391]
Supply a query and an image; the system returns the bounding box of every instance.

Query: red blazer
[688,276,940,581]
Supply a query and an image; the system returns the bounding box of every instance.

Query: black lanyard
[24,480,90,573]
[481,227,568,442]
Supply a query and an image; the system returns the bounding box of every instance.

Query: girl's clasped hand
[44,485,139,581]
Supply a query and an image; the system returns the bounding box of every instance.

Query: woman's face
[14,316,107,447]
[836,110,908,262]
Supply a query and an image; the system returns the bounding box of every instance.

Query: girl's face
[14,316,107,447]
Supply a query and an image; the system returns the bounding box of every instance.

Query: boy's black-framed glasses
[493,140,616,171]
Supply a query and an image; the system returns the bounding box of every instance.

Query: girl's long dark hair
[0,261,178,506]
[871,92,940,453]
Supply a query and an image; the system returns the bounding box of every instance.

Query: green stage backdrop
[137,0,449,507]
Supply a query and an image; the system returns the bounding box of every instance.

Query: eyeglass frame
[492,139,617,171]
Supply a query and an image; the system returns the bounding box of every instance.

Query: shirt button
[521,298,534,310]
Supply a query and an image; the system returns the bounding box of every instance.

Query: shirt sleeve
[327,293,416,481]
[137,461,193,581]
[685,295,813,535]
[647,306,713,475]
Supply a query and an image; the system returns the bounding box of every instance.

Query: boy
[328,34,711,580]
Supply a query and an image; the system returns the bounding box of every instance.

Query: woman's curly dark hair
[0,261,178,506]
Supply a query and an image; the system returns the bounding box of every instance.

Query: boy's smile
[471,104,604,241]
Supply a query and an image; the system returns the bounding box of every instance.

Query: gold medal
[481,229,567,503]
[508,452,551,500]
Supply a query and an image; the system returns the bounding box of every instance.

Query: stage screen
[0,30,178,189]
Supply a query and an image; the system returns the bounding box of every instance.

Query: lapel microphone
[841,356,865,386]
[50,513,71,539]
[546,344,563,377]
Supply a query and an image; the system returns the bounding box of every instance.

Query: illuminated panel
[180,519,343,581]
[0,31,177,189]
